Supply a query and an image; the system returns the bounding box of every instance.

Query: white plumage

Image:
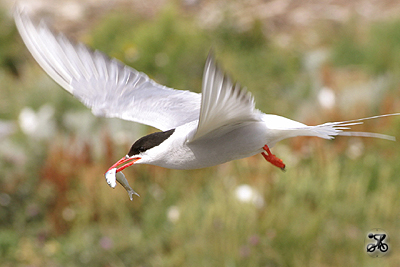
[14,7,399,200]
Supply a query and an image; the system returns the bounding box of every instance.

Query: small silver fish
[116,171,140,201]
[105,168,117,188]
[104,168,140,200]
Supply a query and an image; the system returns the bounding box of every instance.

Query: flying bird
[14,8,399,200]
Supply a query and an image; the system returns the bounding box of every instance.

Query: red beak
[106,156,141,173]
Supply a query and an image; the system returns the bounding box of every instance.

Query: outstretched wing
[190,53,259,141]
[14,7,201,131]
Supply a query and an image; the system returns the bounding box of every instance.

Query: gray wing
[190,53,259,141]
[14,7,201,131]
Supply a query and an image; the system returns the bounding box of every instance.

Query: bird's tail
[262,113,400,146]
[305,113,400,141]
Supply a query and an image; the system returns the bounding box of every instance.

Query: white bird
[14,8,399,200]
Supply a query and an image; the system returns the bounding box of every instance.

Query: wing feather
[14,7,201,131]
[190,53,259,141]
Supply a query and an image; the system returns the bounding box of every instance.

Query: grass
[1,3,400,267]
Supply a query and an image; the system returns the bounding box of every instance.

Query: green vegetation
[1,4,400,267]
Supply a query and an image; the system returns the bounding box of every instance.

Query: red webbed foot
[261,145,286,171]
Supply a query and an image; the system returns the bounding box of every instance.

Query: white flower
[18,104,55,140]
[167,206,180,223]
[318,87,336,109]
[234,184,264,208]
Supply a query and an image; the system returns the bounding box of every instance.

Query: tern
[14,8,399,200]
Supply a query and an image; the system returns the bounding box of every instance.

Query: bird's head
[106,128,176,173]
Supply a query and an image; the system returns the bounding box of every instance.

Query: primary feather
[14,7,201,131]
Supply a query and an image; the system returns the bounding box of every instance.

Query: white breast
[146,120,269,170]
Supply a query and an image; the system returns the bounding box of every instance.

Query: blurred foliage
[1,2,400,267]
[0,9,22,79]
[332,19,400,76]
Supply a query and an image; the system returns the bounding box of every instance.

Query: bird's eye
[138,146,145,153]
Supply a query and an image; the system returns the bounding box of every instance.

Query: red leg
[261,145,286,171]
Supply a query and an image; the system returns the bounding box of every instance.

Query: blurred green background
[1,0,400,266]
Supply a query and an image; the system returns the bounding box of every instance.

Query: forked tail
[309,113,400,141]
[261,113,399,170]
